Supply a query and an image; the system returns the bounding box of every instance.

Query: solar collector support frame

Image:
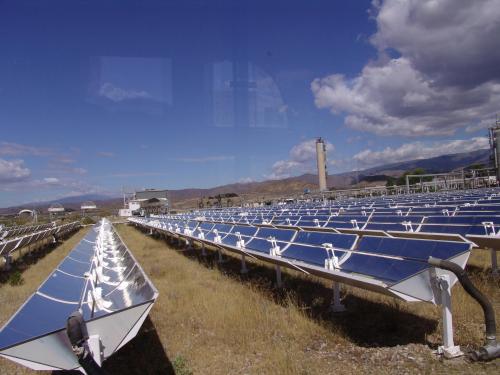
[135,217,399,298]
[0,222,56,240]
[208,223,466,299]
[0,219,159,373]
[0,222,81,270]
[146,204,498,348]
[134,219,471,357]
[157,187,500,271]
[202,208,500,273]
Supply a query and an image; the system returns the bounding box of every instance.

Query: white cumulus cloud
[0,158,31,182]
[267,139,334,179]
[312,0,500,137]
[237,177,255,184]
[43,177,60,184]
[353,136,489,168]
[0,142,52,157]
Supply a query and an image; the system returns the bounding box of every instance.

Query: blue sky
[1,0,498,207]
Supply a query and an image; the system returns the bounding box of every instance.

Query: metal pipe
[428,256,500,361]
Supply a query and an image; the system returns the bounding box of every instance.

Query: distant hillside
[0,195,121,215]
[336,148,491,187]
[49,194,114,205]
[361,148,490,176]
[170,148,491,207]
[0,148,491,213]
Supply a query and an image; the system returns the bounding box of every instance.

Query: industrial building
[122,189,169,216]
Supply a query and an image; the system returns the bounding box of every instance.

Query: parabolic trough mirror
[0,219,158,373]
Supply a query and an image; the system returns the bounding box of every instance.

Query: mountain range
[0,148,491,213]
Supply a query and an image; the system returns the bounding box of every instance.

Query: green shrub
[172,355,193,375]
[8,271,24,286]
[81,216,96,225]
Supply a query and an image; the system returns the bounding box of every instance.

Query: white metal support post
[329,281,346,312]
[217,249,225,263]
[275,265,282,288]
[3,255,12,271]
[201,243,207,257]
[240,255,248,274]
[490,248,499,276]
[436,274,463,358]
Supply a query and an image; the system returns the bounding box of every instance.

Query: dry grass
[1,225,499,374]
[111,225,498,374]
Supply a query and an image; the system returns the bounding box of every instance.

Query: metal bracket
[268,237,281,256]
[350,219,359,229]
[323,243,340,271]
[482,221,496,236]
[235,232,245,249]
[213,229,222,244]
[402,221,414,232]
[88,335,103,367]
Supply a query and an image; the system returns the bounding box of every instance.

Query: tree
[386,177,396,187]
[469,163,485,170]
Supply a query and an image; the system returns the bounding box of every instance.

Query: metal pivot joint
[66,311,106,375]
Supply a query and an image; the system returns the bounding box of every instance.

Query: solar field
[129,188,500,361]
[0,219,158,372]
[0,189,498,373]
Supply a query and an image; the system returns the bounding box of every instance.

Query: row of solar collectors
[0,222,80,258]
[37,222,156,318]
[200,205,500,216]
[1,222,55,240]
[186,202,500,217]
[0,220,158,370]
[332,188,500,204]
[130,216,471,302]
[168,204,500,221]
[264,214,500,237]
[185,189,500,213]
[343,194,500,205]
[158,211,500,238]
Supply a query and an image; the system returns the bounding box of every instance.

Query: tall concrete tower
[490,116,500,183]
[316,138,328,191]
